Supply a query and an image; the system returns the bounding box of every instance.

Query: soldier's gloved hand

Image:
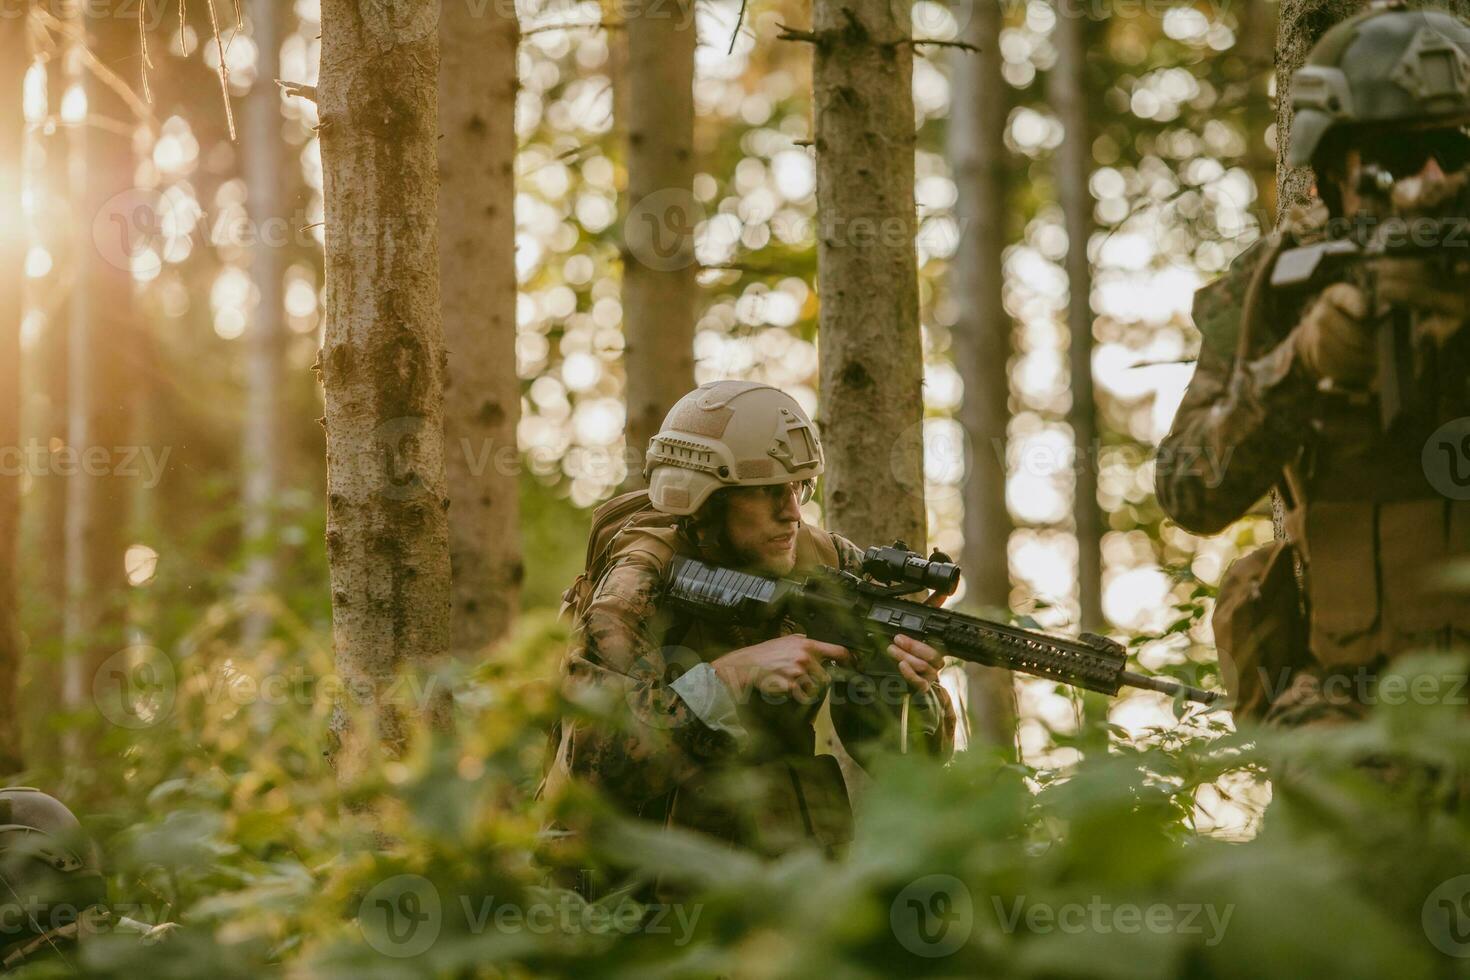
[885,634,943,693]
[1369,256,1470,346]
[712,634,852,704]
[1291,281,1373,385]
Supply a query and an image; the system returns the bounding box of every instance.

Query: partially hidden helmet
[1289,1,1470,167]
[0,788,107,949]
[644,381,823,516]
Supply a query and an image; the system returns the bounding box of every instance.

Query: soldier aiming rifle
[1157,2,1470,727]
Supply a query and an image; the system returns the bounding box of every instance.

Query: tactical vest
[1236,226,1470,668]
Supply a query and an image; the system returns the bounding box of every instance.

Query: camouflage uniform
[542,504,955,859]
[1158,206,1470,727]
[1157,4,1470,728]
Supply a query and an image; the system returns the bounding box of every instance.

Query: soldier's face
[723,482,804,576]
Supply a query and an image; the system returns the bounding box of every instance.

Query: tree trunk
[1273,0,1363,214]
[63,11,137,750]
[316,0,453,783]
[439,0,522,658]
[948,7,1016,751]
[1049,6,1103,630]
[810,0,926,555]
[240,0,287,642]
[620,0,696,489]
[0,14,26,775]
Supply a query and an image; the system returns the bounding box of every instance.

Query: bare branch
[519,19,621,38]
[277,79,318,103]
[727,0,747,54]
[902,37,978,52]
[776,23,822,44]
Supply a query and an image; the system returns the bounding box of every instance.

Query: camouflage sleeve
[561,556,738,814]
[825,531,957,761]
[1154,249,1319,535]
[830,531,867,575]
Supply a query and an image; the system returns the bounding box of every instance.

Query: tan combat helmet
[644,381,823,516]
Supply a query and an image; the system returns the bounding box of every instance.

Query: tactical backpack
[557,488,682,624]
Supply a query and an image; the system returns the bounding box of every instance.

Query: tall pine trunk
[439,0,522,657]
[63,11,137,751]
[1049,6,1102,630]
[808,0,925,553]
[241,0,287,639]
[620,0,696,488]
[948,5,1016,751]
[0,13,26,775]
[316,0,452,782]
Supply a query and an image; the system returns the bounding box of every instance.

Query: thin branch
[204,0,237,140]
[775,23,822,44]
[138,0,154,103]
[277,79,317,103]
[519,19,621,38]
[32,8,156,125]
[902,37,978,52]
[698,262,789,278]
[726,0,746,54]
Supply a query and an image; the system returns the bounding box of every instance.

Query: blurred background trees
[3,0,1300,824]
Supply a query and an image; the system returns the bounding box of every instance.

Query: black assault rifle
[663,542,1218,706]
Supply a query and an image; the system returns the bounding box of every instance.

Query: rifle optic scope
[861,541,961,596]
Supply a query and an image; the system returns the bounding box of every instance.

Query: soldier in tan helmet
[541,381,955,873]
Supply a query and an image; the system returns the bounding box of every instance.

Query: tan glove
[1370,256,1470,346]
[1292,281,1373,385]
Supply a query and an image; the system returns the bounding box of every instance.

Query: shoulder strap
[794,523,842,571]
[559,489,682,622]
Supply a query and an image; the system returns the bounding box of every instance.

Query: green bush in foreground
[9,610,1470,978]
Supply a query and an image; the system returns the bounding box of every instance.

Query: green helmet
[1289,1,1470,167]
[0,788,107,953]
[644,381,823,516]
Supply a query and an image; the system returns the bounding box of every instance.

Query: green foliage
[11,597,1470,978]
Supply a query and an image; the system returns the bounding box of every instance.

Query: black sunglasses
[1361,126,1470,178]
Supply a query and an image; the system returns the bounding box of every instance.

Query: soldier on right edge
[1156,2,1470,728]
